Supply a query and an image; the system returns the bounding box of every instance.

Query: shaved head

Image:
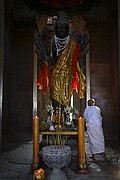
[88,99,95,106]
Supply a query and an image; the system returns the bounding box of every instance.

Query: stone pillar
[0,0,4,148]
[86,43,90,103]
[118,0,120,139]
[33,43,38,117]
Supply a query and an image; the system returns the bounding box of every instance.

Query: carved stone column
[0,0,4,148]
[118,0,120,139]
[33,43,38,117]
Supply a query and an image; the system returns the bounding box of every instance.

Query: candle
[32,116,39,169]
[78,117,86,169]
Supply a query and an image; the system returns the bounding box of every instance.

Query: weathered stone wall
[88,21,119,142]
[3,24,34,143]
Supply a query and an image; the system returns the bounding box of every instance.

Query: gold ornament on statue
[50,38,76,106]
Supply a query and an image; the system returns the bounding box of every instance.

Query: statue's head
[55,11,69,38]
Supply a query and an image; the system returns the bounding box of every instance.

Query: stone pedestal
[42,145,71,180]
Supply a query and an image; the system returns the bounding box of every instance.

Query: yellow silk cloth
[50,38,76,106]
[76,61,86,99]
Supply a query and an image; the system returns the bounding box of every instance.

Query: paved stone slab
[0,137,120,180]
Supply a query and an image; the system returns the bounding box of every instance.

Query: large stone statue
[34,11,89,107]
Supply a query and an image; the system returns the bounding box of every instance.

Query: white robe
[84,106,105,155]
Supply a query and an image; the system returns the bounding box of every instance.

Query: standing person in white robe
[84,99,106,160]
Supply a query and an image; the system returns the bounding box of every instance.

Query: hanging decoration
[37,62,49,95]
[23,0,96,16]
[43,0,86,8]
[54,35,70,56]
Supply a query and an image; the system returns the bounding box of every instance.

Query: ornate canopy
[41,0,86,7]
[23,0,96,16]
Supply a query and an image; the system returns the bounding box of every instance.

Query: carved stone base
[47,168,67,180]
[42,145,71,180]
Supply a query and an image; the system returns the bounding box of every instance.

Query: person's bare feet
[89,155,96,160]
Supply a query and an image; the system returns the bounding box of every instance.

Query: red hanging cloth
[37,62,49,95]
[72,42,80,92]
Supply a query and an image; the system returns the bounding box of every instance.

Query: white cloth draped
[84,106,105,155]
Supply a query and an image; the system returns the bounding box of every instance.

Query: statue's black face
[55,23,69,38]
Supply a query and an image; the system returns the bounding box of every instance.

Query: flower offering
[45,103,54,115]
[34,168,45,180]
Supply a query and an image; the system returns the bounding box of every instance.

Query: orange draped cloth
[37,38,86,101]
[72,43,86,98]
[72,43,80,91]
[37,62,49,95]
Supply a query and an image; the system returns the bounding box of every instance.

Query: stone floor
[0,131,120,180]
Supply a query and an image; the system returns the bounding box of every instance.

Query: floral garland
[64,105,79,115]
[46,104,54,115]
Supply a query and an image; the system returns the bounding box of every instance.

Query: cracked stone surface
[0,132,120,180]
